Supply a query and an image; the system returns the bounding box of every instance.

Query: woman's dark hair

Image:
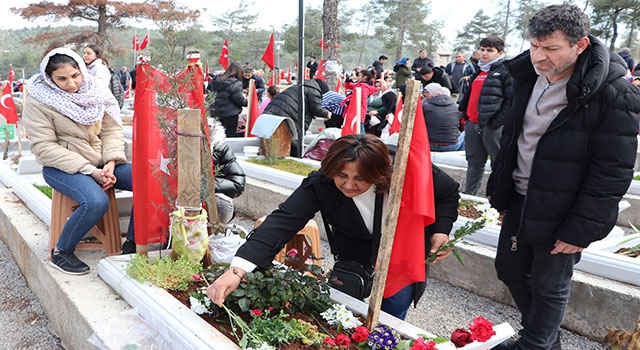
[45,54,80,77]
[267,85,280,98]
[220,62,244,82]
[359,69,374,84]
[314,78,329,94]
[85,44,103,59]
[321,134,392,193]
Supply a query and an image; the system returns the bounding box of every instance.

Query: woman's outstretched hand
[206,267,246,307]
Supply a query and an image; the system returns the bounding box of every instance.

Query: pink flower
[351,326,370,343]
[469,317,496,343]
[450,328,473,347]
[250,309,263,317]
[267,306,274,311]
[287,248,298,257]
[335,333,351,346]
[410,337,438,350]
[192,274,201,281]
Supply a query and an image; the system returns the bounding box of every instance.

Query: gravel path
[0,239,63,350]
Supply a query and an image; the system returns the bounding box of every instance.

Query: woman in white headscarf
[23,47,135,275]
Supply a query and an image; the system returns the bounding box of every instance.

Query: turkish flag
[139,34,149,50]
[204,61,210,82]
[319,38,325,50]
[132,34,139,51]
[341,87,361,136]
[131,64,173,244]
[0,82,19,125]
[246,83,260,137]
[335,78,342,93]
[267,72,274,86]
[389,92,403,135]
[175,58,209,142]
[261,33,275,70]
[384,95,435,297]
[316,59,326,81]
[8,65,15,83]
[287,67,292,83]
[219,39,229,69]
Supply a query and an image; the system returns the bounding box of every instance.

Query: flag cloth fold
[140,34,149,50]
[132,35,139,51]
[0,82,19,125]
[341,87,361,136]
[261,33,275,70]
[389,93,403,135]
[8,65,15,83]
[316,59,326,81]
[132,64,172,245]
[219,39,229,69]
[383,95,435,298]
[319,38,325,50]
[246,83,260,137]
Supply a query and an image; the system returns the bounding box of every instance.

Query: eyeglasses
[535,82,551,115]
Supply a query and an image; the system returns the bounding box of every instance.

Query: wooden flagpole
[365,80,421,329]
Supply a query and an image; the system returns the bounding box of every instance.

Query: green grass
[34,184,52,199]
[246,158,319,177]
[634,175,640,181]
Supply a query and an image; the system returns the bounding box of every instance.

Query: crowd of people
[17,4,640,350]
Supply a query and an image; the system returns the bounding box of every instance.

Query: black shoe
[122,240,136,254]
[50,249,90,275]
[491,338,519,350]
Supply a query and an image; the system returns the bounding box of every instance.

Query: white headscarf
[27,47,122,126]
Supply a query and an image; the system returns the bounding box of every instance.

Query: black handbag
[325,193,383,300]
[330,260,374,299]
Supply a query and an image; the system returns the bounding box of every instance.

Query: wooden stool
[255,216,322,268]
[49,188,122,257]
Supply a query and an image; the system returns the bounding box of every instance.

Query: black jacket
[213,142,245,198]
[236,164,460,305]
[263,79,330,139]
[372,60,384,78]
[242,74,266,101]
[209,77,247,119]
[487,35,640,248]
[422,94,460,144]
[458,59,513,130]
[416,66,453,91]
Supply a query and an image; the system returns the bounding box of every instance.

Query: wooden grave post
[365,80,422,329]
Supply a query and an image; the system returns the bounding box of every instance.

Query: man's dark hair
[420,66,433,75]
[479,36,505,52]
[527,4,590,45]
[379,55,388,60]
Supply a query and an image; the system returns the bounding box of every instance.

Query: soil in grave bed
[167,284,362,349]
[614,247,640,258]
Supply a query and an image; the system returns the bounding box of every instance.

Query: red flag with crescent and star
[219,39,229,69]
[0,82,19,125]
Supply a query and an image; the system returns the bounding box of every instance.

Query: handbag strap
[322,193,384,266]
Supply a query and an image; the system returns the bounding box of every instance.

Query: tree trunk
[323,0,340,91]
[502,0,511,41]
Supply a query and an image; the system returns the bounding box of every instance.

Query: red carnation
[450,328,473,347]
[287,248,299,257]
[351,326,370,343]
[410,337,438,349]
[335,333,351,346]
[250,309,263,317]
[323,336,336,346]
[468,317,496,343]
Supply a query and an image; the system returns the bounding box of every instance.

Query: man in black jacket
[488,5,640,350]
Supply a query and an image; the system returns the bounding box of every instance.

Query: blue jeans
[495,192,578,350]
[463,121,502,195]
[430,131,466,152]
[43,164,134,252]
[381,283,414,320]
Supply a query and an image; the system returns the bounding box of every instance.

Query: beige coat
[23,95,127,175]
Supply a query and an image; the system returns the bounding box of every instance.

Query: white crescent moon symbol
[0,95,10,109]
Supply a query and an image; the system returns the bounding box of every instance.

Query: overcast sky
[1,0,497,52]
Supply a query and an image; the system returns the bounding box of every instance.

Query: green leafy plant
[34,184,52,199]
[202,251,331,315]
[616,223,640,258]
[246,158,318,177]
[125,254,202,291]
